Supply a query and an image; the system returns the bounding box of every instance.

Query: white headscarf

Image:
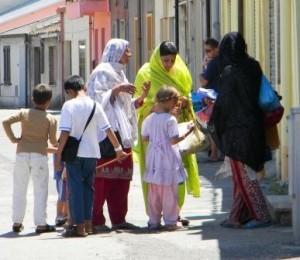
[87,38,137,148]
[101,38,129,63]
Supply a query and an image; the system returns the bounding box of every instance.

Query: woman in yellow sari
[135,41,200,225]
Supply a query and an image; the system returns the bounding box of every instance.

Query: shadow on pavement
[0,231,37,238]
[190,152,300,259]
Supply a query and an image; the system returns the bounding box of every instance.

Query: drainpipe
[138,0,142,66]
[89,15,94,71]
[175,0,179,48]
[57,7,65,105]
[24,34,29,108]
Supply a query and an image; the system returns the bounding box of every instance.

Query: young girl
[141,86,194,231]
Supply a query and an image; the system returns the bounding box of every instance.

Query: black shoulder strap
[79,102,96,141]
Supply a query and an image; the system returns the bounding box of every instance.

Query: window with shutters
[146,13,154,59]
[3,46,11,85]
[49,46,57,85]
[120,19,126,39]
[79,40,86,81]
[34,47,41,86]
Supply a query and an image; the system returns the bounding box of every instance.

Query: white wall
[65,16,90,80]
[0,36,26,107]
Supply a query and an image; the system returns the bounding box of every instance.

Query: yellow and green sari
[134,44,200,210]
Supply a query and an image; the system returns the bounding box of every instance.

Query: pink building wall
[93,11,111,63]
[0,1,65,34]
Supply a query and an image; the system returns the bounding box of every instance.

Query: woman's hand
[135,81,151,108]
[113,83,136,96]
[140,81,151,99]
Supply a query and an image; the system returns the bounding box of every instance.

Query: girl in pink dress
[141,86,194,231]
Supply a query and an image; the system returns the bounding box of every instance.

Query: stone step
[266,195,292,226]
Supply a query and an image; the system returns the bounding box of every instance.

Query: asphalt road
[0,109,300,260]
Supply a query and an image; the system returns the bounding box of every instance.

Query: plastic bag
[259,75,281,111]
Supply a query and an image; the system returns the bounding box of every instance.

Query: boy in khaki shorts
[3,84,57,233]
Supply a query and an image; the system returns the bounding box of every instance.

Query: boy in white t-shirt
[55,75,126,237]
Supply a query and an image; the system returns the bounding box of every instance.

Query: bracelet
[114,145,122,152]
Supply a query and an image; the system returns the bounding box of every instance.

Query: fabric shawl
[208,32,266,171]
[134,44,200,208]
[87,39,137,148]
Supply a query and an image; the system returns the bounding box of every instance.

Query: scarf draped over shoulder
[87,39,137,148]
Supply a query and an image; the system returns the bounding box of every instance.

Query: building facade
[0,0,111,108]
[220,0,300,182]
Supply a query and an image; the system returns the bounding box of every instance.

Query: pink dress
[141,112,187,185]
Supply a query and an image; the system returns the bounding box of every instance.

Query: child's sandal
[12,223,24,233]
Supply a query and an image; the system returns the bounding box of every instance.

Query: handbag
[62,102,96,162]
[99,131,122,158]
[264,105,284,127]
[178,121,209,155]
[259,75,281,111]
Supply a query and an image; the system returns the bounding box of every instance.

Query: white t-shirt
[59,96,111,159]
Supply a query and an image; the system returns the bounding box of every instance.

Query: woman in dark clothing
[209,32,271,228]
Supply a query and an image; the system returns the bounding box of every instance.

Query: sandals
[164,224,180,231]
[178,217,190,226]
[12,223,24,233]
[243,219,272,229]
[220,219,242,229]
[35,224,56,234]
[62,224,88,238]
[62,229,88,238]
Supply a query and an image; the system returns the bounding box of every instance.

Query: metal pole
[175,0,179,48]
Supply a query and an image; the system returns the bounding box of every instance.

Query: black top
[208,58,266,171]
[200,57,220,92]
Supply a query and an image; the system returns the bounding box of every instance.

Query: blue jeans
[66,157,96,224]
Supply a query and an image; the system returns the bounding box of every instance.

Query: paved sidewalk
[0,109,300,260]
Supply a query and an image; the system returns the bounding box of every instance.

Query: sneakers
[12,223,24,233]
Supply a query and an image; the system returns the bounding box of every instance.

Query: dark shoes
[35,224,56,234]
[112,222,140,230]
[178,216,190,226]
[55,217,67,227]
[12,223,24,233]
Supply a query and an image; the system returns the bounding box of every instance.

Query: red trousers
[92,177,130,226]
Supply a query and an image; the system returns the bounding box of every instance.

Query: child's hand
[47,146,58,153]
[62,168,67,180]
[55,153,63,172]
[12,137,21,144]
[115,150,128,162]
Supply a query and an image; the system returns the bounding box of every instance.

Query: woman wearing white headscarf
[87,39,149,230]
